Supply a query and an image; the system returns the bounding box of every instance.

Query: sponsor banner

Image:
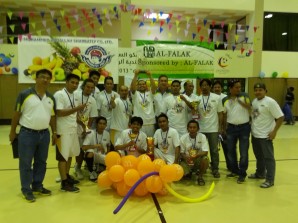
[18,36,118,83]
[214,50,253,77]
[0,44,18,75]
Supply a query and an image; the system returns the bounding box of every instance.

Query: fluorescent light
[265,14,273,19]
[144,13,169,20]
[282,32,287,36]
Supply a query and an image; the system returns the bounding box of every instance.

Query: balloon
[121,155,138,170]
[145,175,163,193]
[137,159,155,176]
[97,170,113,188]
[108,165,125,182]
[272,71,278,78]
[282,72,289,78]
[259,71,265,78]
[117,181,131,197]
[105,151,121,169]
[138,154,151,162]
[152,159,166,172]
[157,184,169,196]
[124,169,140,187]
[159,165,177,183]
[172,164,184,181]
[164,181,215,202]
[134,181,149,197]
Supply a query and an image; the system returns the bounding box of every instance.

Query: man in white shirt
[154,113,180,164]
[110,85,133,145]
[153,75,171,119]
[88,70,101,112]
[180,120,209,186]
[222,80,251,184]
[249,83,284,188]
[130,70,157,137]
[82,116,111,181]
[54,74,87,193]
[197,79,223,178]
[183,80,200,121]
[98,76,119,131]
[73,79,98,180]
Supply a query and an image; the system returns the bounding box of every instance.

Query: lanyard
[64,88,74,108]
[202,95,210,111]
[121,98,128,113]
[129,131,139,143]
[96,132,103,145]
[81,92,89,105]
[161,129,168,144]
[104,90,112,105]
[189,134,197,148]
[139,92,146,104]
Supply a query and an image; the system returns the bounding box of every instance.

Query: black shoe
[61,181,80,193]
[260,181,274,188]
[212,170,220,178]
[67,174,80,185]
[227,173,238,178]
[32,187,52,196]
[23,192,36,202]
[248,173,265,179]
[237,176,245,184]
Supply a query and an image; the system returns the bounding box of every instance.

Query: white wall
[264,0,298,13]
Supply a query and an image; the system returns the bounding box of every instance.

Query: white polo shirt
[98,90,119,128]
[82,129,110,154]
[110,97,133,131]
[180,132,209,157]
[184,93,199,121]
[78,83,101,110]
[153,90,172,116]
[17,87,55,130]
[251,96,284,138]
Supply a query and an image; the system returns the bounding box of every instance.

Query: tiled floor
[0,124,298,223]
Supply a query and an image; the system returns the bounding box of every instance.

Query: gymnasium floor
[0,124,297,223]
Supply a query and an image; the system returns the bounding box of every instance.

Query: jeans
[202,132,219,172]
[226,123,250,177]
[18,127,50,194]
[251,136,275,182]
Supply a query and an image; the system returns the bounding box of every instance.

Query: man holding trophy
[114,116,147,157]
[180,120,209,186]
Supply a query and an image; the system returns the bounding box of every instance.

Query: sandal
[260,181,274,188]
[197,176,205,186]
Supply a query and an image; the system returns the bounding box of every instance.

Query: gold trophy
[79,113,91,134]
[146,137,154,160]
[128,132,137,151]
[188,148,198,166]
[191,101,199,120]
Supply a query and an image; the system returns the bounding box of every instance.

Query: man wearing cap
[9,68,57,202]
[249,83,284,188]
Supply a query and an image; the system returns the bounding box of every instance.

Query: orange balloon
[173,164,184,181]
[134,181,148,197]
[116,181,131,197]
[153,159,166,172]
[145,175,163,193]
[159,165,176,183]
[121,155,138,170]
[105,151,121,169]
[157,184,169,196]
[108,165,125,182]
[138,154,151,162]
[124,169,140,187]
[97,170,113,188]
[137,159,155,176]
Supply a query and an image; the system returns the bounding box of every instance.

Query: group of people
[9,68,284,203]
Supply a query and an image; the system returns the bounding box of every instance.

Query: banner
[0,44,18,75]
[18,36,118,83]
[135,40,214,78]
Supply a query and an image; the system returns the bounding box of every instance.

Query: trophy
[78,113,91,134]
[146,137,154,160]
[191,101,200,120]
[128,132,137,151]
[187,148,198,166]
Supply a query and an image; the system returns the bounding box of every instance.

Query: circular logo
[81,45,113,68]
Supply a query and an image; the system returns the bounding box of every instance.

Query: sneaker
[248,173,265,179]
[237,176,245,184]
[89,171,98,182]
[23,192,36,202]
[212,170,220,178]
[74,163,84,180]
[67,174,80,185]
[61,181,80,193]
[260,181,274,188]
[55,176,61,183]
[227,173,238,178]
[32,187,52,196]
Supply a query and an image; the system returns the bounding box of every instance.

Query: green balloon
[272,72,278,78]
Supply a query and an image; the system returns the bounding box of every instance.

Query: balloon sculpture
[97,151,215,214]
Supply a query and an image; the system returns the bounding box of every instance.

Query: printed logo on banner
[81,45,113,68]
[218,56,229,68]
[143,46,155,58]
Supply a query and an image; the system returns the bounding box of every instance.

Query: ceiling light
[282,32,287,35]
[144,13,169,20]
[265,14,273,19]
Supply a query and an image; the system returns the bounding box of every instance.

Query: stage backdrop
[18,36,118,83]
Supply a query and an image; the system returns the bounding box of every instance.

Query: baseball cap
[254,83,266,90]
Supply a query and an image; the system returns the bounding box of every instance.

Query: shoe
[260,181,274,188]
[237,176,245,184]
[23,192,36,202]
[183,173,192,180]
[61,181,80,193]
[74,163,84,180]
[248,173,265,179]
[227,173,238,178]
[89,171,98,182]
[32,187,52,196]
[212,171,220,178]
[67,174,80,185]
[197,176,205,186]
[55,176,61,183]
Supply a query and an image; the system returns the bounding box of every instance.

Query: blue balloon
[259,71,265,78]
[12,67,18,75]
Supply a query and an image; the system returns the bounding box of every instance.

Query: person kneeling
[180,120,209,186]
[82,116,110,181]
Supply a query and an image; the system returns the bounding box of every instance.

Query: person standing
[54,74,87,192]
[183,80,200,122]
[9,69,57,202]
[223,80,251,184]
[197,79,224,178]
[249,83,284,188]
[285,87,295,125]
[88,70,101,112]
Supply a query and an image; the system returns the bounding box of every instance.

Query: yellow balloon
[164,181,215,202]
[159,165,176,183]
[145,175,163,193]
[97,170,113,188]
[105,151,121,169]
[124,169,140,187]
[137,160,155,176]
[108,165,125,182]
[121,155,138,170]
[172,164,184,181]
[153,159,166,172]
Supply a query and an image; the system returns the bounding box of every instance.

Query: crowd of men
[9,68,284,202]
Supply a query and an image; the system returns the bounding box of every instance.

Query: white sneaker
[74,163,84,180]
[89,171,98,181]
[55,176,61,183]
